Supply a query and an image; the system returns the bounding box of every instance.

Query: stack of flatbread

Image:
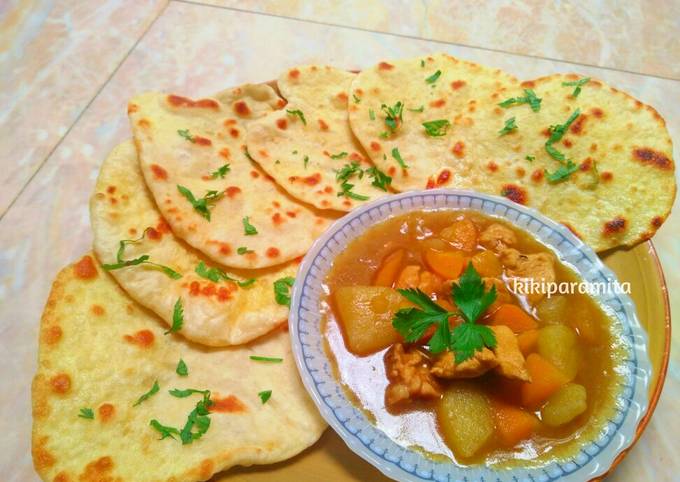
[32,53,675,481]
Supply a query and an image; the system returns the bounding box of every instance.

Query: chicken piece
[479,223,517,251]
[440,218,478,251]
[491,325,531,381]
[384,344,441,409]
[500,248,556,303]
[430,326,529,381]
[431,348,498,379]
[396,265,444,295]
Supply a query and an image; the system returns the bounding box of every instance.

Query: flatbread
[32,255,325,482]
[348,54,675,251]
[445,74,676,251]
[348,52,518,190]
[247,65,391,211]
[129,84,333,269]
[91,141,297,346]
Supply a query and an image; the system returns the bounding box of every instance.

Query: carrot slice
[373,249,405,287]
[424,248,466,280]
[517,329,539,355]
[489,304,538,333]
[492,400,539,447]
[521,353,569,410]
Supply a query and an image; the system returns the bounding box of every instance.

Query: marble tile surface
[0,2,678,481]
[202,0,680,80]
[0,0,166,215]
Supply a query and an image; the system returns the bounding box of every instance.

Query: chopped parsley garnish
[420,59,425,68]
[366,166,392,191]
[303,155,309,169]
[408,105,424,113]
[176,359,188,377]
[195,261,255,288]
[543,109,581,181]
[250,356,283,363]
[101,228,182,279]
[150,390,214,444]
[391,147,408,169]
[422,119,451,137]
[369,109,375,121]
[165,298,184,334]
[237,246,252,255]
[273,277,295,306]
[177,185,222,221]
[498,89,542,112]
[380,101,404,137]
[498,117,517,136]
[352,94,361,104]
[562,77,590,97]
[335,161,369,200]
[286,109,306,125]
[392,263,497,363]
[150,420,180,440]
[78,408,94,420]
[133,380,160,407]
[177,129,196,143]
[425,70,442,84]
[525,155,535,162]
[545,160,579,183]
[169,388,210,398]
[242,216,258,235]
[330,152,348,160]
[210,164,230,179]
[258,390,272,404]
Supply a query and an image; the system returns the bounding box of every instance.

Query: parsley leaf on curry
[422,119,451,137]
[286,109,306,125]
[562,77,590,97]
[392,263,497,363]
[273,276,295,306]
[133,380,160,407]
[177,185,222,221]
[101,228,182,279]
[164,298,184,335]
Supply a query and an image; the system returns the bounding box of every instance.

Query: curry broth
[321,210,624,467]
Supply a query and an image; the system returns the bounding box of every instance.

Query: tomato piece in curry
[322,210,624,467]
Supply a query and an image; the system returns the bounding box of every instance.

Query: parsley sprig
[366,166,392,191]
[498,117,517,136]
[242,216,258,235]
[422,119,451,137]
[335,162,369,200]
[210,164,230,179]
[177,185,222,221]
[562,77,590,97]
[177,129,196,143]
[425,70,442,84]
[286,109,306,125]
[102,228,182,279]
[273,277,295,306]
[133,380,160,407]
[498,89,542,112]
[392,263,497,364]
[391,147,409,169]
[195,261,255,288]
[78,408,94,420]
[543,109,581,183]
[380,101,404,138]
[165,298,184,334]
[150,389,214,445]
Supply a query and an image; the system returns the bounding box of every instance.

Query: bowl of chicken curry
[289,190,650,482]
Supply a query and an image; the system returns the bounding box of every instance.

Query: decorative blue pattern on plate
[289,190,650,482]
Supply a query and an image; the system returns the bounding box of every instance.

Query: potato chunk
[536,295,568,325]
[334,286,404,355]
[437,383,494,458]
[541,383,587,427]
[537,325,581,381]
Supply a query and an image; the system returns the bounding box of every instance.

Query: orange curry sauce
[321,210,623,467]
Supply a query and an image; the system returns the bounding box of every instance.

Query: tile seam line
[0,1,171,224]
[172,0,680,83]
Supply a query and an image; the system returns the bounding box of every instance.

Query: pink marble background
[1,1,678,480]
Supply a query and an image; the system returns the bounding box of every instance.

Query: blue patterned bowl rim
[289,189,651,482]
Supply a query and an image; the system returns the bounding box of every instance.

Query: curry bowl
[289,189,651,482]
